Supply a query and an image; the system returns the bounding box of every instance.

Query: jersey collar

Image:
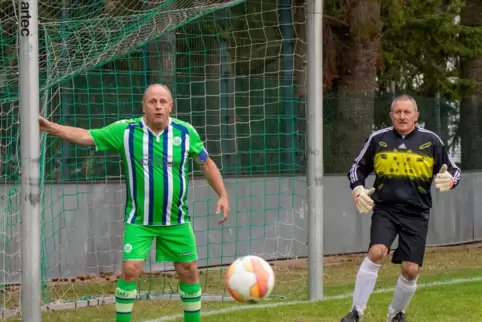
[393,125,419,138]
[141,117,172,138]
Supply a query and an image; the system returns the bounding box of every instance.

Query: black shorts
[369,206,429,266]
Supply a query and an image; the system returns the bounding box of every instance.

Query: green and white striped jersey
[89,117,208,226]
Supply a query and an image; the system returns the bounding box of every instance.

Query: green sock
[115,279,137,322]
[180,282,202,322]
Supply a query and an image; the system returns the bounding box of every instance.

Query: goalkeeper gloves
[434,164,454,192]
[352,185,376,214]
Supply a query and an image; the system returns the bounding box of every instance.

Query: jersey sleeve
[347,134,376,190]
[187,125,209,164]
[88,120,129,152]
[433,136,461,189]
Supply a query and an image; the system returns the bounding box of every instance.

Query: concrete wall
[0,172,480,283]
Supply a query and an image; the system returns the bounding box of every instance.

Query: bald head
[143,83,173,103]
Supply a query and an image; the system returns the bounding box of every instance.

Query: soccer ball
[225,255,275,303]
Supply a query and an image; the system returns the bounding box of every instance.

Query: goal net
[0,0,308,318]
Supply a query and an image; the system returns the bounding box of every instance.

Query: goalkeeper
[340,95,461,322]
[39,84,230,322]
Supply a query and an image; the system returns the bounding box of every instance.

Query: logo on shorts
[173,136,182,146]
[179,252,193,256]
[116,290,130,297]
[124,244,133,253]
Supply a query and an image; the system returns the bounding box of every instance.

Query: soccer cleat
[388,312,406,322]
[341,308,361,322]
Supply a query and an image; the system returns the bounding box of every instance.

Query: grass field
[4,243,482,321]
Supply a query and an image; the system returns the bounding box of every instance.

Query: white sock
[388,275,418,318]
[352,256,381,316]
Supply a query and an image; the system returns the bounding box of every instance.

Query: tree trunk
[148,34,176,87]
[293,0,306,99]
[328,0,382,173]
[460,0,482,170]
[293,0,307,168]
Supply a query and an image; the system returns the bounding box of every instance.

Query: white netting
[0,0,309,319]
[0,0,243,99]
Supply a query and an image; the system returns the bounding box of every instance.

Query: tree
[320,0,482,174]
[376,0,482,168]
[459,0,482,170]
[379,0,468,146]
[324,0,383,173]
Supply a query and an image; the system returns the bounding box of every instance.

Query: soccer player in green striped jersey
[39,84,230,322]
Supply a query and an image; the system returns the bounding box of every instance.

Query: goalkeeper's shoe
[387,312,406,322]
[341,308,361,322]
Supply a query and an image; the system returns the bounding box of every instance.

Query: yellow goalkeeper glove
[434,164,454,192]
[352,185,376,214]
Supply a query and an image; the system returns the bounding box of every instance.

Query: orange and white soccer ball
[225,255,275,303]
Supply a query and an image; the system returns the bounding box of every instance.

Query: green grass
[4,243,482,321]
[200,281,482,322]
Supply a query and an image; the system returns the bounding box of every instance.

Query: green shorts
[123,223,198,263]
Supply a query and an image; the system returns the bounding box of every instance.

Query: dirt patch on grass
[7,241,479,289]
[269,241,482,270]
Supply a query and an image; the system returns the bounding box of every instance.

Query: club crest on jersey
[173,136,182,146]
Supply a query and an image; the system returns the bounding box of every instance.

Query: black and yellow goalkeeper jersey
[348,126,461,215]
